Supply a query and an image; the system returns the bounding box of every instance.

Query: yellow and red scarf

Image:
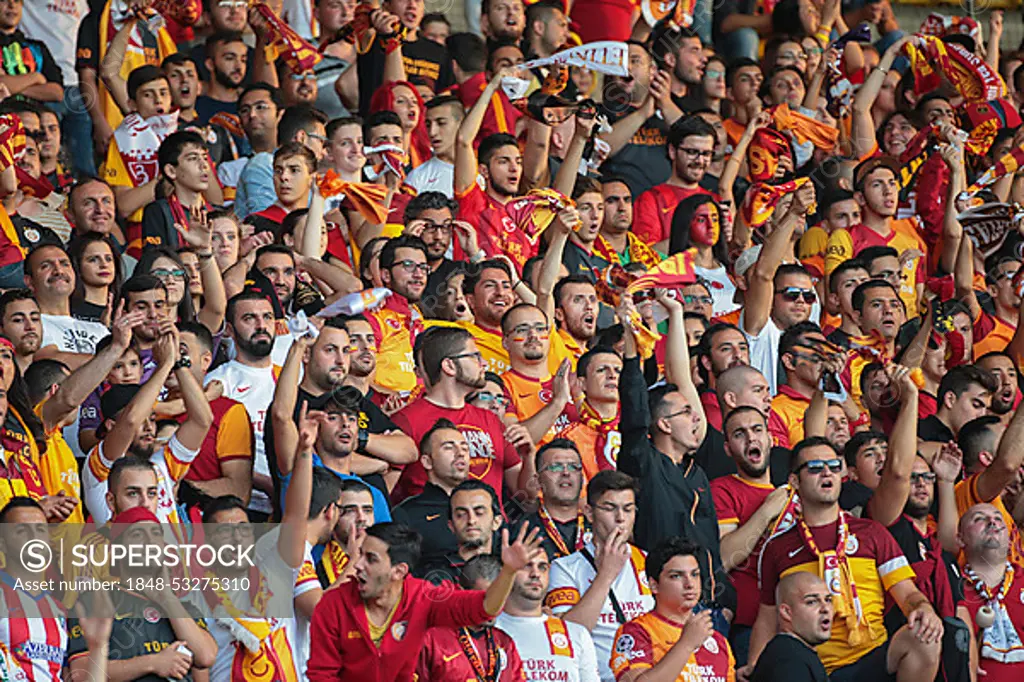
[741,177,813,230]
[577,400,620,472]
[592,232,662,269]
[318,169,389,225]
[504,188,575,245]
[537,502,587,558]
[252,2,322,75]
[318,540,350,586]
[903,35,1005,104]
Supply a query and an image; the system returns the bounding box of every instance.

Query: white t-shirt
[547,542,655,682]
[494,613,599,682]
[740,302,821,396]
[198,527,301,682]
[294,541,321,678]
[205,361,279,514]
[19,0,88,86]
[695,264,738,317]
[281,0,316,41]
[83,435,199,526]
[40,313,109,354]
[406,157,455,198]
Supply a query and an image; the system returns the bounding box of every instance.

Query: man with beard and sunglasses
[633,115,717,252]
[205,291,281,520]
[711,406,793,665]
[747,437,943,682]
[390,326,534,506]
[768,322,837,450]
[194,31,248,124]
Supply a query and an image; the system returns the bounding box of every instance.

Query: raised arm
[865,366,919,526]
[720,111,770,208]
[932,442,963,553]
[535,219,574,322]
[280,401,315,569]
[271,334,311,477]
[553,114,599,197]
[98,18,133,116]
[743,185,811,335]
[974,381,1024,501]
[455,70,506,195]
[658,289,705,442]
[176,206,227,333]
[169,324,214,452]
[719,486,790,571]
[102,332,175,461]
[851,37,909,159]
[40,304,143,431]
[521,117,553,192]
[987,11,1003,72]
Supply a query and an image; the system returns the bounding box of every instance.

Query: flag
[317,169,389,226]
[253,2,322,75]
[747,127,791,183]
[772,103,839,150]
[963,144,1024,198]
[741,178,814,229]
[961,99,1022,157]
[520,42,629,78]
[625,248,697,293]
[15,166,52,200]
[150,0,201,25]
[903,35,1005,104]
[958,202,1021,259]
[0,114,25,171]
[332,3,377,55]
[628,310,660,360]
[919,13,980,41]
[504,189,574,245]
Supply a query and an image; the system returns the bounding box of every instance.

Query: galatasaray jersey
[414,625,525,681]
[82,434,199,527]
[548,542,655,682]
[768,385,812,450]
[501,369,578,442]
[494,613,600,682]
[758,515,916,672]
[366,295,422,394]
[456,183,538,274]
[0,572,66,682]
[610,610,735,682]
[709,475,779,627]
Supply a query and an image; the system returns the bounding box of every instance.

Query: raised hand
[174,204,212,251]
[297,400,323,454]
[75,591,114,651]
[594,526,630,577]
[452,220,480,256]
[110,300,146,350]
[504,422,535,458]
[153,325,180,368]
[678,609,715,653]
[554,207,581,234]
[932,441,963,483]
[500,523,545,571]
[654,287,683,313]
[240,230,275,259]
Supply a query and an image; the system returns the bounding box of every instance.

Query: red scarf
[536,502,587,558]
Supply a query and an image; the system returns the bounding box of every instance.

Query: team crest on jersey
[615,635,635,653]
[639,571,650,589]
[143,607,161,623]
[551,632,569,649]
[845,535,859,554]
[497,647,508,673]
[391,621,408,641]
[918,541,929,560]
[539,388,553,403]
[386,317,402,331]
[703,637,719,654]
[501,216,516,234]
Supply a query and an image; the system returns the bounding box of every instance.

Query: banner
[958,202,1022,259]
[919,12,979,41]
[521,42,629,77]
[903,35,1005,104]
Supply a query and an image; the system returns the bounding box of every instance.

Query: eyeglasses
[776,287,816,304]
[390,259,430,275]
[795,458,843,476]
[422,221,453,234]
[510,322,549,338]
[705,69,725,80]
[307,133,328,144]
[239,101,274,117]
[290,72,317,82]
[152,268,186,280]
[447,351,484,364]
[778,50,808,61]
[682,294,713,306]
[218,0,248,7]
[541,462,583,474]
[661,407,692,420]
[678,147,714,160]
[804,46,824,56]
[910,472,937,484]
[633,290,656,303]
[471,392,510,408]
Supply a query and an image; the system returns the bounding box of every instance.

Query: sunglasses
[471,392,510,408]
[633,290,656,303]
[910,472,937,484]
[541,462,583,474]
[795,458,843,475]
[776,287,816,304]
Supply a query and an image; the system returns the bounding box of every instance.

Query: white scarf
[964,561,1024,663]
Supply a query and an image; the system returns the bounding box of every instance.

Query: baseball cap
[853,156,901,192]
[101,384,142,423]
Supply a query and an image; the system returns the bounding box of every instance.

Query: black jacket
[618,356,735,611]
[392,482,457,563]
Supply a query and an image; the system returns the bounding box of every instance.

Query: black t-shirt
[750,634,829,682]
[597,103,671,199]
[0,30,63,85]
[918,414,955,443]
[672,89,705,114]
[67,589,208,682]
[356,37,454,116]
[839,479,873,513]
[77,12,163,73]
[72,299,107,323]
[188,42,256,87]
[391,482,457,562]
[194,96,238,126]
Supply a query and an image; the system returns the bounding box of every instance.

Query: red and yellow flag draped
[505,189,575,245]
[771,104,839,150]
[741,178,814,229]
[317,169,390,225]
[902,35,1005,104]
[625,248,697,293]
[0,114,25,171]
[253,2,322,74]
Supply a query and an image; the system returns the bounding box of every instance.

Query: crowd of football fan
[0,0,1023,680]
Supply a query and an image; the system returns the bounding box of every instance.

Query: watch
[172,356,192,371]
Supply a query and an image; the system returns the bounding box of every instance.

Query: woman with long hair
[368,80,431,168]
[68,232,123,324]
[668,194,737,317]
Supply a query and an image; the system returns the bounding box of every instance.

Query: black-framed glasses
[447,351,484,364]
[391,259,430,275]
[661,407,692,420]
[422,221,453,234]
[776,287,816,304]
[795,458,843,476]
[541,462,583,474]
[910,472,937,484]
[510,322,549,338]
[678,147,714,160]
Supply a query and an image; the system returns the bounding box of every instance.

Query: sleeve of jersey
[631,191,661,247]
[871,523,916,590]
[572,623,601,682]
[425,584,490,628]
[161,434,201,482]
[758,536,782,605]
[767,408,792,451]
[610,620,654,679]
[66,619,87,662]
[710,480,740,526]
[295,558,321,597]
[216,403,255,462]
[545,558,582,613]
[824,229,854,277]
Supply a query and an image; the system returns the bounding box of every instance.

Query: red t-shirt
[183,397,253,484]
[962,566,1024,682]
[633,184,713,246]
[456,183,537,274]
[390,398,521,504]
[709,474,774,627]
[570,0,638,42]
[415,626,524,681]
[452,72,522,145]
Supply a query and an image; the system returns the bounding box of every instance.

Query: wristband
[172,356,192,371]
[197,251,214,260]
[357,428,369,453]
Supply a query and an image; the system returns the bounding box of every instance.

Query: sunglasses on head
[776,287,816,304]
[795,458,843,475]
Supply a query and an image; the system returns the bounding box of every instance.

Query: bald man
[695,364,789,485]
[751,573,833,682]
